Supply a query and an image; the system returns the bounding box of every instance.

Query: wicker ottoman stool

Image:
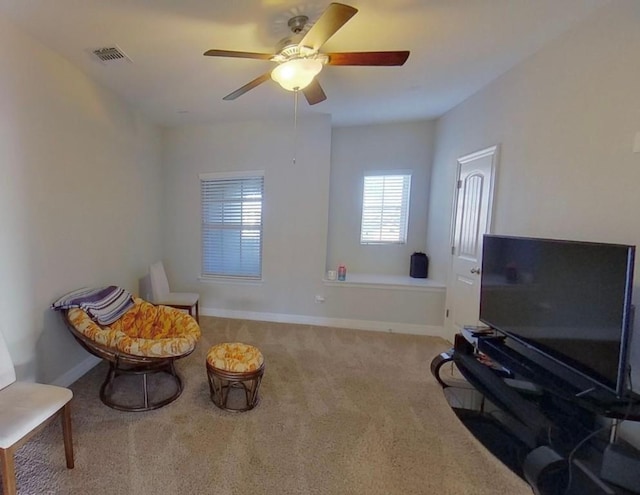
[206,342,265,412]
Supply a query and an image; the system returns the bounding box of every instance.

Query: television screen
[480,234,635,396]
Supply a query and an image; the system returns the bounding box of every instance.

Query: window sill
[323,274,445,292]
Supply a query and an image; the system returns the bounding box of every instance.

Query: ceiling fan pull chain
[293,89,299,165]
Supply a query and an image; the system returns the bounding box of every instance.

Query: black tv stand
[431,333,640,495]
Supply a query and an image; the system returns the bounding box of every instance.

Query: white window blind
[201,174,264,278]
[360,174,411,244]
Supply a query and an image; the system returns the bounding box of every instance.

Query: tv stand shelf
[431,334,640,495]
[475,336,640,420]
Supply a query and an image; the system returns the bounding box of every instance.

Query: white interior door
[445,145,498,341]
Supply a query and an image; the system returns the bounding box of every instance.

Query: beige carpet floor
[11,317,532,494]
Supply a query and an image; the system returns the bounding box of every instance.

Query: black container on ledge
[410,252,428,278]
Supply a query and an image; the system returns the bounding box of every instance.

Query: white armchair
[0,331,74,495]
[149,261,199,322]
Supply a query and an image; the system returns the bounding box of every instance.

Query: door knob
[470,267,481,274]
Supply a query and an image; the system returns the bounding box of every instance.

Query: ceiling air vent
[92,45,132,64]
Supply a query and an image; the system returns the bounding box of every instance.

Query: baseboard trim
[51,355,101,387]
[202,307,445,338]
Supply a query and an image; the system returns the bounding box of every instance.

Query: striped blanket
[51,286,134,325]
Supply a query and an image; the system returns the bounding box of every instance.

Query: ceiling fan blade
[302,79,327,105]
[204,49,274,60]
[327,51,410,66]
[299,3,358,51]
[223,72,272,101]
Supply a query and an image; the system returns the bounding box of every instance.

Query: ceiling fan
[203,2,410,105]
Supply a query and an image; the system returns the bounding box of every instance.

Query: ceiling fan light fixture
[271,58,323,91]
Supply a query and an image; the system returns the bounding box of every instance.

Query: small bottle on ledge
[338,264,346,281]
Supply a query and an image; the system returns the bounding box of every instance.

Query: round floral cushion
[207,342,264,372]
[67,298,200,358]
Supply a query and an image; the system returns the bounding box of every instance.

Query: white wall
[0,15,163,384]
[162,117,445,334]
[327,121,435,275]
[426,0,640,445]
[161,116,333,319]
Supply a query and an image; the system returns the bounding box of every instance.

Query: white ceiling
[0,0,610,127]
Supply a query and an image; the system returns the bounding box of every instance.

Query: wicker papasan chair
[54,288,200,412]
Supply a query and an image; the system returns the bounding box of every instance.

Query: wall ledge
[323,273,446,292]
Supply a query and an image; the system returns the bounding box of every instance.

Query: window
[200,172,264,278]
[360,173,411,244]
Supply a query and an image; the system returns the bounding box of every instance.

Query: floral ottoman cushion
[206,342,264,373]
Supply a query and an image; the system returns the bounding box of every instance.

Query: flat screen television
[479,234,635,397]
